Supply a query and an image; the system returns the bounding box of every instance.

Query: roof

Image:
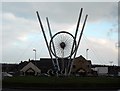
[20,62,41,73]
[18,58,54,73]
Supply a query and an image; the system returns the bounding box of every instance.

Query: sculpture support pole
[46,17,60,72]
[67,8,83,74]
[68,14,88,75]
[36,11,56,68]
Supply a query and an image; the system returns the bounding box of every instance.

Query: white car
[2,72,13,78]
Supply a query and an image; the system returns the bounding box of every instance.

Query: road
[2,88,120,91]
[2,88,56,91]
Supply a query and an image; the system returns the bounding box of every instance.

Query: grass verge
[2,76,120,89]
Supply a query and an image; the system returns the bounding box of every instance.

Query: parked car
[40,73,50,77]
[2,72,13,79]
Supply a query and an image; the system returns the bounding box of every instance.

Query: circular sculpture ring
[49,31,76,59]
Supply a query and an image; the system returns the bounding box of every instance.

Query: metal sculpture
[49,31,77,74]
[36,8,88,76]
[36,12,59,72]
[49,31,76,59]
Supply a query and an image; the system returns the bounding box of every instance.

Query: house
[3,55,120,77]
[71,55,92,76]
[2,55,92,76]
[19,55,92,76]
[19,58,54,76]
[20,62,41,76]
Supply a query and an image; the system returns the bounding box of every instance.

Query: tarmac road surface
[2,88,119,91]
[2,89,50,91]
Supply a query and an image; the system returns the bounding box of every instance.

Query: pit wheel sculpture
[49,31,76,59]
[36,8,88,76]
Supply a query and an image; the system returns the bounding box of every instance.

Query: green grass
[2,76,120,89]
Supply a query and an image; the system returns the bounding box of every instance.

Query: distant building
[96,67,108,76]
[92,65,120,76]
[2,63,19,76]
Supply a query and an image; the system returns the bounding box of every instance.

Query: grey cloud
[33,2,118,24]
[3,2,118,24]
[2,2,118,64]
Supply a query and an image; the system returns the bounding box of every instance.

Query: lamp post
[86,49,89,60]
[33,48,36,61]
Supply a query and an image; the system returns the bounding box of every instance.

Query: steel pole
[36,11,56,68]
[68,14,88,75]
[46,17,60,72]
[67,8,83,74]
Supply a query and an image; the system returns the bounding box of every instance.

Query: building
[2,63,19,76]
[19,58,54,76]
[18,55,92,76]
[20,62,41,76]
[71,55,92,76]
[2,55,92,76]
[92,65,120,76]
[2,55,120,77]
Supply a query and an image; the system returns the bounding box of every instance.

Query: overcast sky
[1,2,119,65]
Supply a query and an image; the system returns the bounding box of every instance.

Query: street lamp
[33,48,36,61]
[86,49,89,60]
